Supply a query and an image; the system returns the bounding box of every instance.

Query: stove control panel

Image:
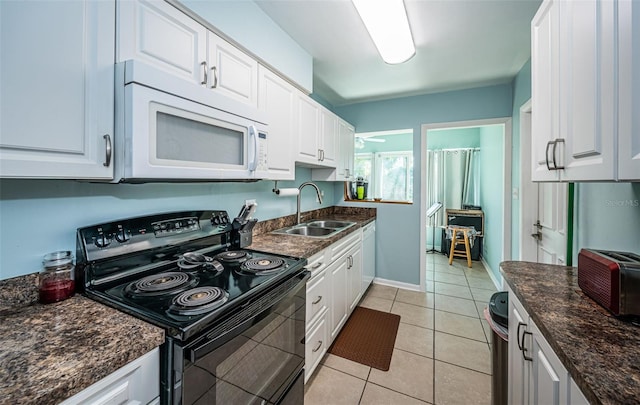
[152,217,200,237]
[77,210,233,262]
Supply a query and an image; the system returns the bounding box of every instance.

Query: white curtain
[426,148,481,246]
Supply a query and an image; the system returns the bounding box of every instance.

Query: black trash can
[486,291,509,405]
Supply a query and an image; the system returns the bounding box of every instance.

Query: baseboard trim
[373,277,421,291]
[481,258,503,290]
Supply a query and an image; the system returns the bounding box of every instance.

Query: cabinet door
[560,0,616,181]
[508,289,531,405]
[296,94,320,164]
[347,244,363,312]
[531,321,568,405]
[361,222,376,293]
[329,259,348,341]
[118,0,207,85]
[0,0,115,179]
[207,32,258,107]
[531,0,561,182]
[319,108,338,168]
[336,120,355,180]
[618,0,640,181]
[258,66,295,180]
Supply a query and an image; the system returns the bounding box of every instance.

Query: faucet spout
[297,182,323,224]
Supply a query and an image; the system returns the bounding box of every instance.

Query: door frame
[419,117,512,292]
[519,99,539,261]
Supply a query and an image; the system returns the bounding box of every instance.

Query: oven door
[176,271,309,405]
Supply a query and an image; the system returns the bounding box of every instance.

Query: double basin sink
[273,220,356,238]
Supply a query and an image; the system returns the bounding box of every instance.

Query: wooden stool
[448,227,472,268]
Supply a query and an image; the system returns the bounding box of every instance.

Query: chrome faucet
[297,182,323,224]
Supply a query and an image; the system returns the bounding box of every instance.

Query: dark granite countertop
[0,292,164,405]
[249,206,376,258]
[500,261,640,405]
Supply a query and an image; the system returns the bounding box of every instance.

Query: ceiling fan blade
[364,138,385,143]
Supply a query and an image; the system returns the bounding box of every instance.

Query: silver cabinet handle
[553,138,565,170]
[545,141,554,170]
[318,149,322,161]
[103,134,112,167]
[522,330,533,361]
[516,322,526,350]
[312,341,323,353]
[200,61,208,85]
[211,66,218,88]
[312,262,323,269]
[312,296,322,304]
[321,149,325,161]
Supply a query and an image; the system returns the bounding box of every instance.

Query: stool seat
[447,227,474,268]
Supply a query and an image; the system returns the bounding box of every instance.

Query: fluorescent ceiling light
[352,0,415,64]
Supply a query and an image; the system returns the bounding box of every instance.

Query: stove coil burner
[177,252,224,274]
[216,251,250,264]
[126,272,196,297]
[168,287,229,316]
[241,257,286,275]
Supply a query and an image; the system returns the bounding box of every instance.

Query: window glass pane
[354,154,372,181]
[380,156,406,200]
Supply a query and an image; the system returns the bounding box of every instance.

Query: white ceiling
[255,0,542,106]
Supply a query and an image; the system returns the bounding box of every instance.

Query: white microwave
[114,60,268,182]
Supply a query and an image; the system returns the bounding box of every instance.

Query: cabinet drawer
[306,269,328,327]
[60,348,159,405]
[329,230,361,262]
[305,249,328,278]
[304,309,328,383]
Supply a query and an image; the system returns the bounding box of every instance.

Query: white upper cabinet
[207,32,258,107]
[531,0,561,181]
[559,0,616,181]
[312,118,355,182]
[296,93,321,164]
[118,0,207,85]
[0,0,115,179]
[319,108,338,167]
[531,0,637,182]
[295,94,339,169]
[618,0,640,181]
[258,65,296,180]
[119,1,257,107]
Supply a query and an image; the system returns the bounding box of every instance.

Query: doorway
[419,118,512,292]
[519,100,568,264]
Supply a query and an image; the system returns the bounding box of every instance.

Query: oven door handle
[187,271,310,363]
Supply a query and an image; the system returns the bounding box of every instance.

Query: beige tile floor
[304,253,499,405]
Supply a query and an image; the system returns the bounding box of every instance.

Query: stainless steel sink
[281,226,335,237]
[272,220,356,238]
[306,220,356,229]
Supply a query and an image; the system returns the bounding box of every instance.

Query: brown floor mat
[328,306,401,371]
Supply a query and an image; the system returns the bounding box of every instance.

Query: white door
[520,100,567,265]
[535,183,567,265]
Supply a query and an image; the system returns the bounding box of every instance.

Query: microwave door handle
[248,126,258,172]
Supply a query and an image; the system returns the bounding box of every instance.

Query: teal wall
[0,168,334,280]
[510,59,532,259]
[334,84,513,285]
[180,0,313,91]
[574,183,640,257]
[479,125,505,279]
[427,128,481,150]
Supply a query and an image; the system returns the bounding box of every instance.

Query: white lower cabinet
[305,227,369,381]
[508,287,589,405]
[60,348,159,405]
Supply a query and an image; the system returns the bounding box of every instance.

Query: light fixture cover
[352,0,415,64]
